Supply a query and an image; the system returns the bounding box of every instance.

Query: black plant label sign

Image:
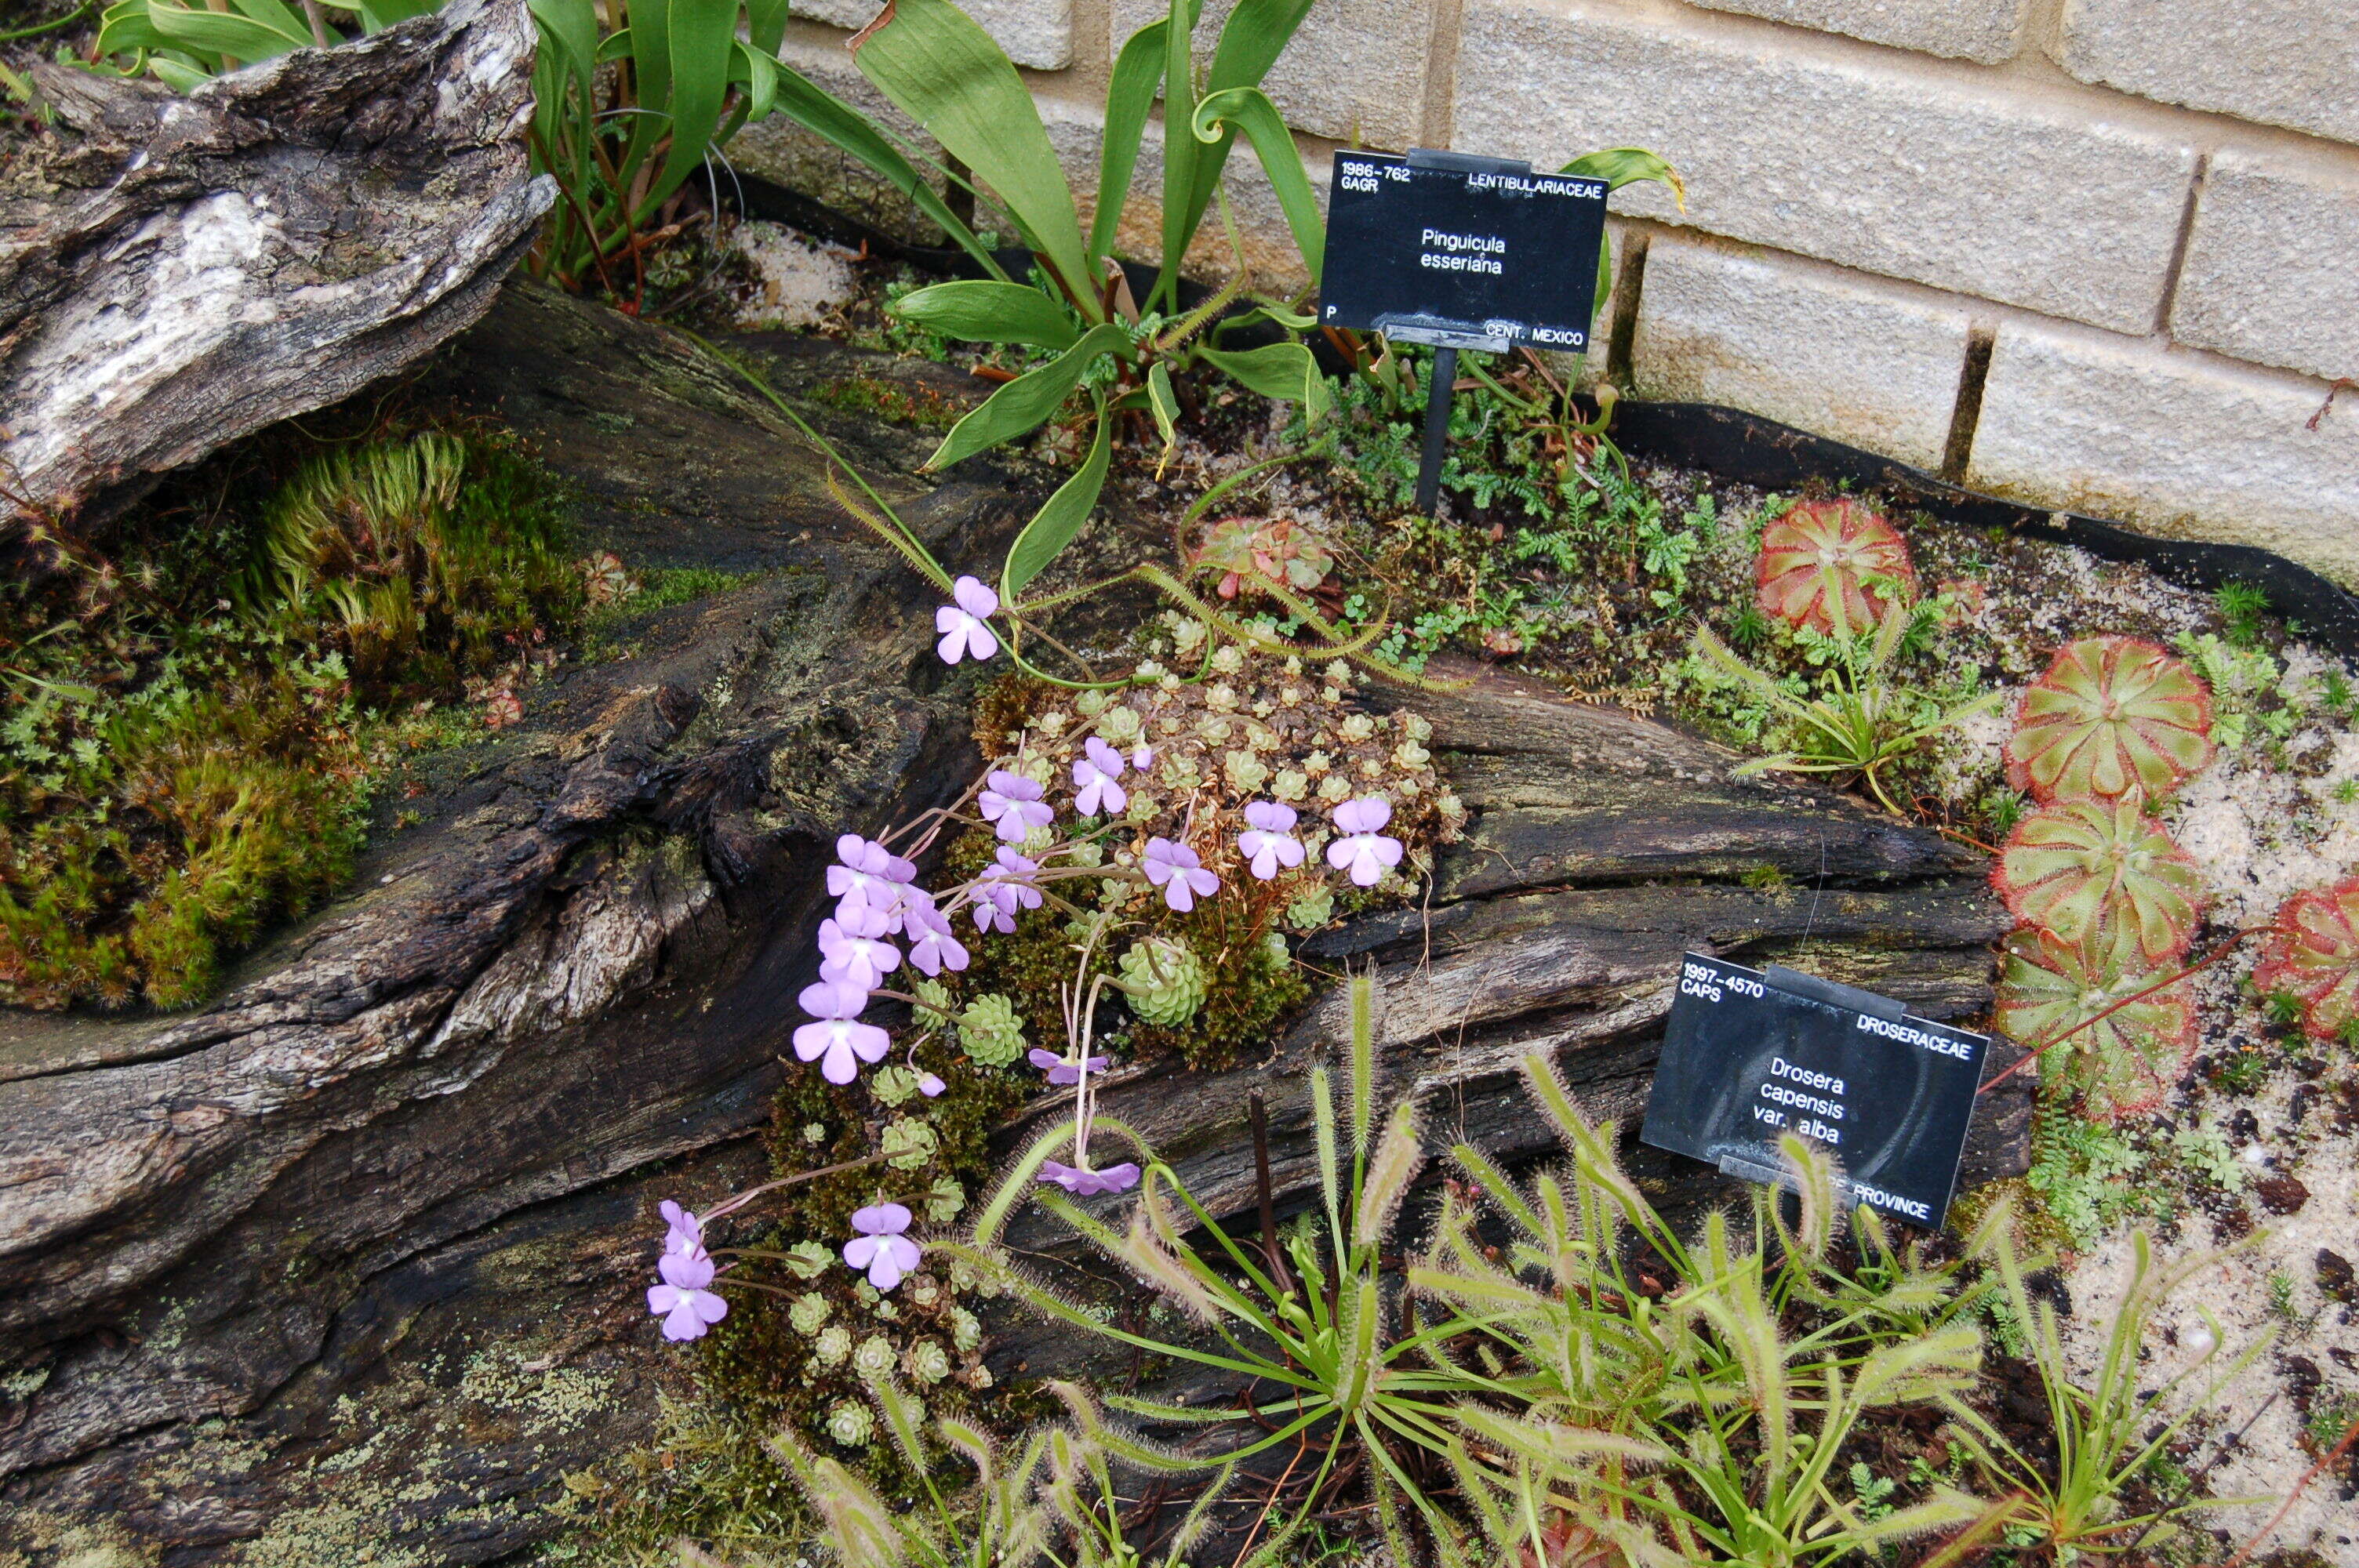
[1318,149,1609,352]
[1640,953,1990,1228]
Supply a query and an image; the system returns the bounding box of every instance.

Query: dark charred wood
[0,282,2019,1562]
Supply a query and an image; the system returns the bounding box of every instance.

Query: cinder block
[1630,238,1972,471]
[1109,0,1438,149]
[1453,0,2197,334]
[1684,0,2029,64]
[795,0,1074,70]
[2172,150,2359,383]
[2053,0,2359,147]
[1968,324,2359,586]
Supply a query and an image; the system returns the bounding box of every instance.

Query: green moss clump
[1,430,584,1011]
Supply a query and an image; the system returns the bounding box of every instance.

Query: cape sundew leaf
[1994,798,2205,969]
[1754,498,1916,635]
[1995,930,2196,1122]
[2252,876,2359,1044]
[2005,635,2215,805]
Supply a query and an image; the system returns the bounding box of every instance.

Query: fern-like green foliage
[1994,930,2197,1121]
[1994,797,2206,970]
[2252,874,2359,1044]
[2004,636,2214,806]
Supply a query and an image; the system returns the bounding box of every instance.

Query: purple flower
[978,769,1053,844]
[829,833,917,927]
[1142,837,1219,913]
[794,979,892,1084]
[1038,1161,1142,1196]
[1132,742,1155,772]
[843,1202,921,1290]
[659,1199,705,1257]
[1027,1046,1110,1085]
[936,575,1000,665]
[818,902,901,991]
[1237,800,1307,881]
[1327,797,1405,887]
[918,1073,947,1098]
[972,846,1042,934]
[1072,736,1129,818]
[648,1247,729,1341]
[903,888,971,975]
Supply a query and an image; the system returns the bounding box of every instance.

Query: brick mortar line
[1606,216,2350,395]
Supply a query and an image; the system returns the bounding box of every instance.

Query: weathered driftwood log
[0,0,549,533]
[0,284,2019,1563]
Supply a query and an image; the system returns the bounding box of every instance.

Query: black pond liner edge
[731,172,2359,661]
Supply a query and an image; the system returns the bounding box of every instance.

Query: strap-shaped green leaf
[732,38,776,122]
[1190,85,1323,283]
[925,322,1128,472]
[1198,342,1330,425]
[893,280,1081,350]
[354,0,438,26]
[744,0,789,53]
[148,0,307,57]
[1561,146,1686,209]
[97,2,173,55]
[766,65,1006,279]
[849,0,1094,310]
[1002,395,1112,597]
[1092,17,1166,267]
[1171,0,1315,278]
[150,54,212,88]
[1157,0,1203,286]
[228,0,313,38]
[1145,361,1180,474]
[649,0,739,213]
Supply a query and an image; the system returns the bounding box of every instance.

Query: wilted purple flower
[1327,797,1405,887]
[1072,736,1129,818]
[1027,1046,1110,1086]
[918,1073,947,1098]
[972,846,1042,934]
[1237,800,1307,880]
[1132,742,1155,771]
[829,833,917,927]
[1142,837,1219,913]
[659,1199,705,1257]
[794,980,891,1084]
[903,888,971,976]
[978,769,1053,844]
[936,575,1000,665]
[843,1202,921,1290]
[648,1248,729,1341]
[818,901,900,991]
[1038,1161,1142,1196]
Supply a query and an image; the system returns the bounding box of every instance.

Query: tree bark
[0,0,548,536]
[0,284,2019,1562]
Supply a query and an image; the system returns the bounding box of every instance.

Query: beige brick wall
[744,0,2359,586]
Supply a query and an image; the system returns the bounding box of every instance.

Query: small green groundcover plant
[1,431,583,1010]
[642,950,2271,1565]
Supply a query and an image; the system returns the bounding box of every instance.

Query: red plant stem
[2217,1414,2359,1568]
[1976,922,2282,1098]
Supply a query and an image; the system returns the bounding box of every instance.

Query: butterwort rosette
[793,979,892,1083]
[842,1202,921,1290]
[936,575,1001,665]
[1072,736,1129,818]
[1143,837,1219,913]
[1237,800,1307,880]
[1326,797,1404,887]
[978,769,1053,844]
